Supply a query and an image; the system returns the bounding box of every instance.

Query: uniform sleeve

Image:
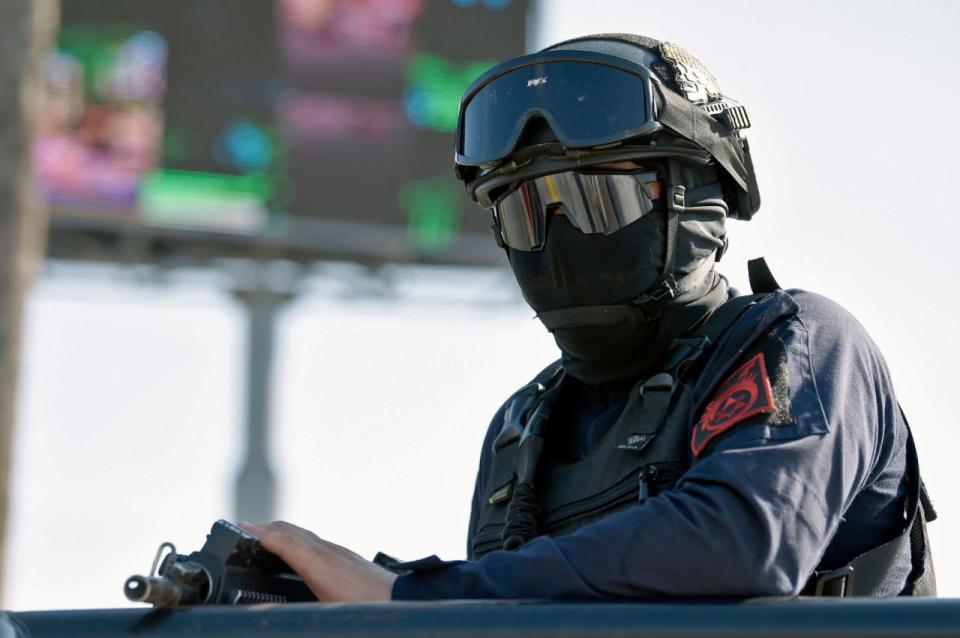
[392,292,901,600]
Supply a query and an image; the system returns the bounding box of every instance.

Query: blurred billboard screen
[38,0,528,267]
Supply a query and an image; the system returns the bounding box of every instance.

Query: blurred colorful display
[34,27,167,213]
[37,0,526,263]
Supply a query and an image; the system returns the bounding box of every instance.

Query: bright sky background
[5,0,960,610]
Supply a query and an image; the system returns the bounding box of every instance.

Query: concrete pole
[0,0,59,602]
[232,281,293,525]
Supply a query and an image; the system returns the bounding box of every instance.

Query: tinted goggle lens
[493,171,660,251]
[458,61,655,165]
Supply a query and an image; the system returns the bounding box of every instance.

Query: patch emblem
[691,353,775,457]
[617,433,653,452]
[659,42,723,105]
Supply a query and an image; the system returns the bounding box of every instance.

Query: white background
[5,0,960,609]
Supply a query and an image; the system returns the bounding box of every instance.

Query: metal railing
[5,598,960,638]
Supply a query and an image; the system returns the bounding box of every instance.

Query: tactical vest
[471,292,761,558]
[471,263,936,597]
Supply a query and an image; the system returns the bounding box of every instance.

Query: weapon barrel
[124,575,183,607]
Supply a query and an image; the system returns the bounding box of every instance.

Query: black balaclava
[508,161,729,384]
[484,34,747,384]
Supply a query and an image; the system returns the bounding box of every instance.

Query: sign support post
[233,270,294,525]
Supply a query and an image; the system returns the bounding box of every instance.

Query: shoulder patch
[691,353,775,457]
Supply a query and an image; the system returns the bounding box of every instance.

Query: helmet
[454,33,760,221]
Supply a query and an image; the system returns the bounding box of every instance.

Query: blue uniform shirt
[392,290,912,599]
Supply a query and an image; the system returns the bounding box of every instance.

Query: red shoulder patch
[691,352,775,457]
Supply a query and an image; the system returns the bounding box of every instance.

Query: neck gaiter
[508,193,727,383]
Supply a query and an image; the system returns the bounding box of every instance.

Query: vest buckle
[664,336,711,376]
[813,565,855,597]
[494,382,545,451]
[639,372,675,397]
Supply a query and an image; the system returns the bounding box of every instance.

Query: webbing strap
[629,182,685,322]
[611,373,675,452]
[663,293,762,376]
[698,294,760,343]
[747,257,781,294]
[909,489,938,596]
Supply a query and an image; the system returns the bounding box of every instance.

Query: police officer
[241,34,935,600]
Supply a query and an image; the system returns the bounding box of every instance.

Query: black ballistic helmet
[454,33,761,221]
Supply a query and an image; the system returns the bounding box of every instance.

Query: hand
[238,521,397,602]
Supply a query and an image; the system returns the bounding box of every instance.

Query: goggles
[455,49,761,221]
[492,169,661,252]
[456,50,661,169]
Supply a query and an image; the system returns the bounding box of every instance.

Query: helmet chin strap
[629,173,684,322]
[612,158,729,322]
[536,254,718,330]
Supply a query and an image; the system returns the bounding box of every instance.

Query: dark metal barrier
[4,599,960,638]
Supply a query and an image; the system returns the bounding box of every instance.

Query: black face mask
[508,209,726,384]
[509,209,665,312]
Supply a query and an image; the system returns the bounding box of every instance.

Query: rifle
[124,519,316,607]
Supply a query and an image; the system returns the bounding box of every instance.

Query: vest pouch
[536,381,692,541]
[472,378,696,560]
[470,293,808,560]
[470,378,554,558]
[471,525,507,558]
[541,459,686,533]
[471,474,515,557]
[472,459,515,557]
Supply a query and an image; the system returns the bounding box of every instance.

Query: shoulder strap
[747,257,781,294]
[500,372,566,550]
[493,363,562,451]
[804,421,936,597]
[664,292,763,376]
[699,294,761,343]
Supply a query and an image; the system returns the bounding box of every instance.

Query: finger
[248,520,321,543]
[260,522,327,558]
[236,521,263,535]
[238,520,312,545]
[237,521,394,601]
[243,521,334,579]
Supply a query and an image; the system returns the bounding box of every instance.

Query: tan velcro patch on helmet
[659,42,723,105]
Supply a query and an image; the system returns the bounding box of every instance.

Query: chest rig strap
[500,371,565,551]
[615,372,674,455]
[663,293,762,378]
